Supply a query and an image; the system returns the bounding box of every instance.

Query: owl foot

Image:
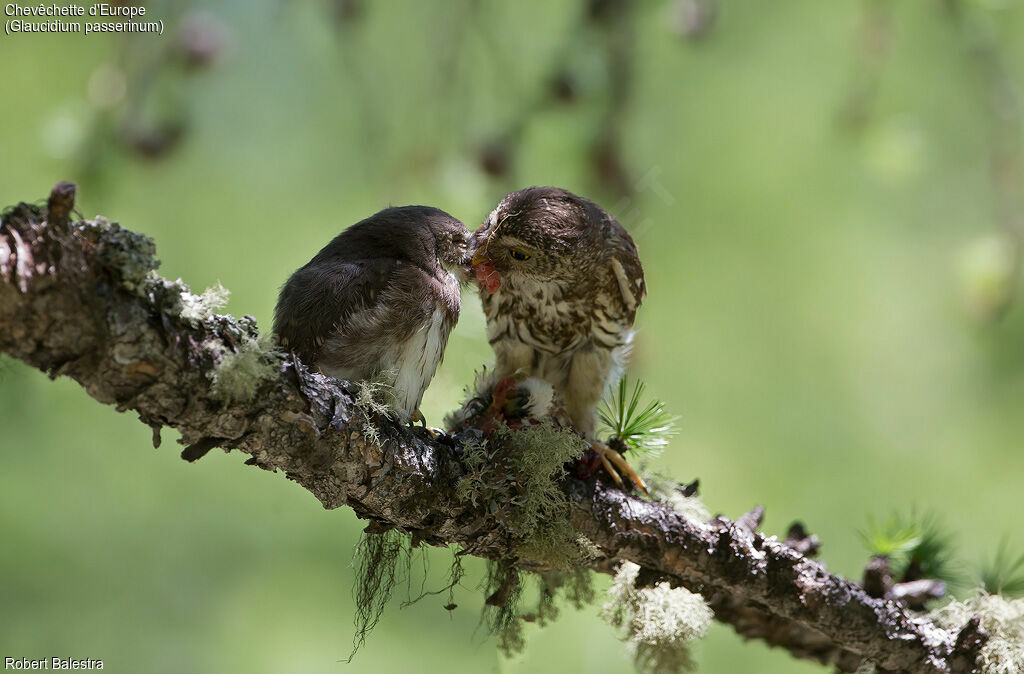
[407,409,446,439]
[592,440,649,495]
[422,426,446,439]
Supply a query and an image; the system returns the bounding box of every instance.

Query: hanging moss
[482,561,525,657]
[349,529,411,660]
[530,568,596,626]
[401,547,466,610]
[482,562,598,659]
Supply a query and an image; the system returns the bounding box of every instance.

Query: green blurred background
[3,1,1024,672]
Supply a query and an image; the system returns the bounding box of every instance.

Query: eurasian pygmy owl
[274,206,470,423]
[470,186,648,491]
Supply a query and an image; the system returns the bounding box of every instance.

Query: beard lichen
[349,533,471,660]
[482,561,599,658]
[930,592,1024,674]
[350,529,409,659]
[482,562,597,658]
[453,436,494,506]
[483,561,526,657]
[529,568,596,626]
[602,561,713,674]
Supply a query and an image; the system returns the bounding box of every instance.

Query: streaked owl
[274,206,470,423]
[470,186,648,491]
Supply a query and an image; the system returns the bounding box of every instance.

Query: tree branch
[0,185,986,674]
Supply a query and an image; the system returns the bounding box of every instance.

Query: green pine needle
[979,539,1024,597]
[860,514,922,563]
[598,378,678,456]
[860,510,959,585]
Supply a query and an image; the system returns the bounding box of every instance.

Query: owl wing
[604,220,647,327]
[273,257,399,366]
[318,263,460,416]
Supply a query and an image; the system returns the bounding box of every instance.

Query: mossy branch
[0,185,991,674]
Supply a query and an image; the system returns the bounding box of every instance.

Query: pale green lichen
[647,474,710,526]
[352,369,399,445]
[602,561,713,674]
[453,420,589,570]
[454,437,492,506]
[207,333,279,403]
[661,490,710,526]
[496,421,588,569]
[179,282,230,323]
[930,592,1024,674]
[853,663,877,674]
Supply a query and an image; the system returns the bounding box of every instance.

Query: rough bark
[0,185,987,674]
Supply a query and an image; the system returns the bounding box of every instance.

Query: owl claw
[593,441,649,496]
[598,450,624,489]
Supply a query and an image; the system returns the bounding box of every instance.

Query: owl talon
[419,426,444,439]
[598,451,624,489]
[593,441,649,495]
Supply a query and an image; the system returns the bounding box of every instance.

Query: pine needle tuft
[598,378,677,456]
[980,539,1024,597]
[859,510,958,585]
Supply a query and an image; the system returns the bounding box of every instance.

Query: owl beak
[471,247,490,268]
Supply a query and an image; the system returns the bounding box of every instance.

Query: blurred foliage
[3,1,1024,673]
[860,510,959,585]
[980,540,1024,598]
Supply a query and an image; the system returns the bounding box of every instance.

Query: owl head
[420,208,473,273]
[470,187,611,291]
[331,206,471,272]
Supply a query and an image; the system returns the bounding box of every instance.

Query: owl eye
[509,249,531,261]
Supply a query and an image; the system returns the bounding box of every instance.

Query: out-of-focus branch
[947,1,1024,316]
[0,185,990,673]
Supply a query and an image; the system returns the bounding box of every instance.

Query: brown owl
[470,186,648,491]
[274,206,470,424]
